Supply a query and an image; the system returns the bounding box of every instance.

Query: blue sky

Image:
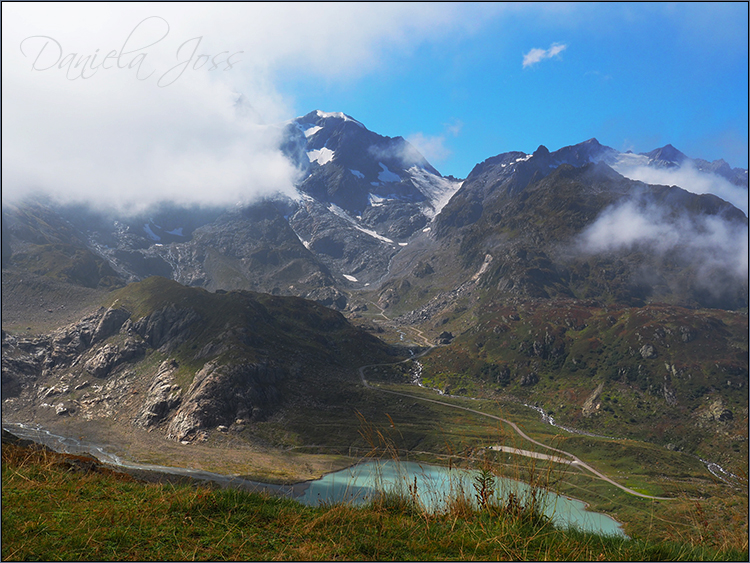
[2,3,747,209]
[280,3,749,178]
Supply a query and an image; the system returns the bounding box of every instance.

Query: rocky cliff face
[2,277,396,442]
[165,360,284,442]
[134,359,182,429]
[1,305,289,442]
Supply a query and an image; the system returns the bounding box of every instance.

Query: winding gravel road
[357,316,675,501]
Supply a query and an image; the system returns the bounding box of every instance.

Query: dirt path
[357,360,675,501]
[359,304,675,500]
[367,301,433,348]
[490,446,573,465]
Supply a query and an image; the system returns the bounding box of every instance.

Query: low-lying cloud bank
[613,161,748,216]
[2,3,495,215]
[577,197,748,302]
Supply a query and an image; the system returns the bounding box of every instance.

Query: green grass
[414,300,748,470]
[3,442,746,562]
[276,383,748,552]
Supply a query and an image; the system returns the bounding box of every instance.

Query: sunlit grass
[4,441,745,561]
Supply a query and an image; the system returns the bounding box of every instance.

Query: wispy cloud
[522,42,567,68]
[613,160,748,216]
[576,197,748,302]
[406,119,463,164]
[406,133,452,164]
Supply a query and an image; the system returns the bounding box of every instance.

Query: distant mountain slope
[1,201,123,290]
[415,298,748,467]
[376,144,747,317]
[2,115,746,312]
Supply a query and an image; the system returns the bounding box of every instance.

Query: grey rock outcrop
[133,304,200,351]
[436,331,454,345]
[582,382,605,417]
[83,338,145,378]
[135,359,183,428]
[639,344,657,359]
[2,307,135,386]
[520,372,539,387]
[697,398,734,424]
[92,306,131,344]
[303,286,347,310]
[167,360,283,442]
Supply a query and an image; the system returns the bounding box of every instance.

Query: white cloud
[1,3,495,213]
[522,42,567,68]
[406,133,451,164]
[406,120,463,164]
[613,160,748,216]
[577,198,748,298]
[444,119,464,137]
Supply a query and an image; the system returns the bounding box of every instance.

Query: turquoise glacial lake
[2,423,626,537]
[297,460,627,537]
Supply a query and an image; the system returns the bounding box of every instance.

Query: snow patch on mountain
[315,110,365,128]
[308,147,335,166]
[408,167,463,217]
[143,223,160,241]
[368,193,388,206]
[327,203,394,244]
[343,274,358,282]
[378,163,401,183]
[165,227,184,236]
[611,152,650,170]
[304,125,323,138]
[295,232,312,250]
[349,169,365,179]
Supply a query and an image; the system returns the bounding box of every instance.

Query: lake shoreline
[2,421,626,537]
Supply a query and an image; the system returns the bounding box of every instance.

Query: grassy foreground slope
[3,440,746,562]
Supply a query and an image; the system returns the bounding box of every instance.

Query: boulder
[436,331,454,345]
[639,344,657,359]
[698,398,734,424]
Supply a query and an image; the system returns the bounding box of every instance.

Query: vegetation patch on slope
[415,299,748,470]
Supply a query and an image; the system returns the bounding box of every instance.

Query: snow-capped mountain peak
[296,110,366,130]
[280,110,461,220]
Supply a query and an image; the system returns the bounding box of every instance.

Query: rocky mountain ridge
[4,112,745,314]
[2,113,747,469]
[2,277,397,444]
